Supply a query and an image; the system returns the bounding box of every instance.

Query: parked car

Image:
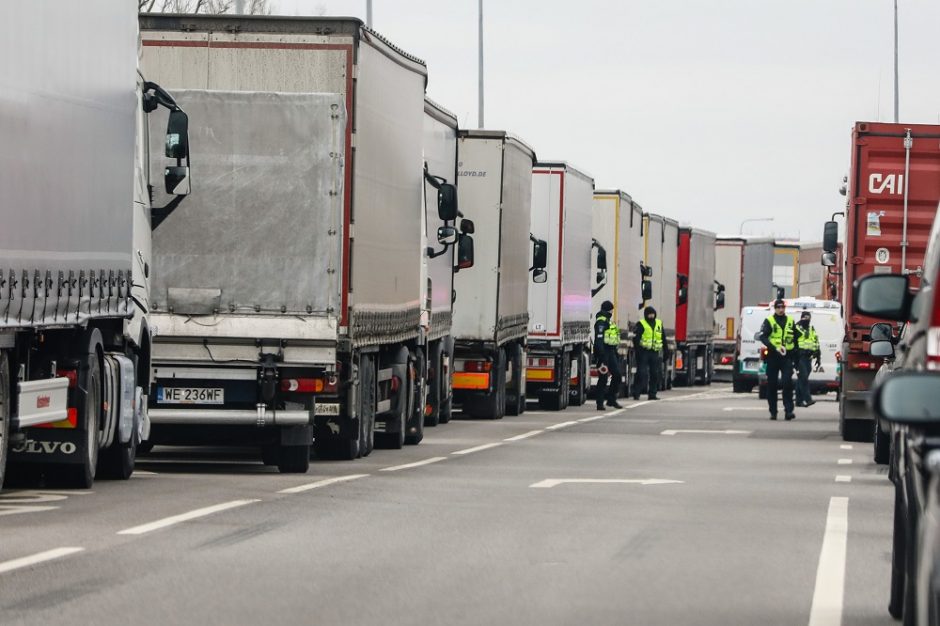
[856,203,940,624]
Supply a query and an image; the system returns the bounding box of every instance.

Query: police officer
[795,310,820,408]
[757,299,803,420]
[593,300,623,410]
[633,306,663,401]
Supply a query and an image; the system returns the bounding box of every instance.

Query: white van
[735,298,843,396]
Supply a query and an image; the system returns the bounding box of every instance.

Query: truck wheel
[439,395,453,424]
[539,355,570,411]
[0,351,9,488]
[406,348,425,445]
[424,341,442,428]
[569,350,588,407]
[58,331,103,489]
[277,444,310,473]
[97,428,137,480]
[506,344,525,416]
[360,354,375,457]
[874,419,890,465]
[466,349,506,419]
[732,380,749,393]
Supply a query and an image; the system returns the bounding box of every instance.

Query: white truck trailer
[712,237,775,388]
[642,214,680,388]
[527,162,596,410]
[451,131,540,419]
[590,190,649,398]
[140,16,457,464]
[0,4,190,487]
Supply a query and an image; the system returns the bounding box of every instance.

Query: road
[0,386,894,625]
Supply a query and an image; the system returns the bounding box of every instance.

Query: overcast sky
[270,0,940,241]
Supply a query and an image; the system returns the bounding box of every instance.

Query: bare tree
[139,0,271,14]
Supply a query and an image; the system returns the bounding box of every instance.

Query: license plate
[314,402,340,416]
[157,387,224,405]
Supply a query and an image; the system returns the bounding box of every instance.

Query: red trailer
[823,122,940,441]
[675,227,720,386]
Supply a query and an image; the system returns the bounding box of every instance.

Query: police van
[734,298,843,396]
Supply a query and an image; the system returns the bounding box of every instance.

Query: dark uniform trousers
[634,348,662,399]
[765,352,794,415]
[595,347,622,402]
[795,352,813,405]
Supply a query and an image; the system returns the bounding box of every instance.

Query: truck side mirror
[822,221,838,253]
[854,274,912,321]
[596,269,607,285]
[642,280,653,302]
[455,233,474,270]
[165,109,189,159]
[165,166,191,196]
[677,274,688,306]
[821,251,836,267]
[533,268,548,284]
[715,292,725,310]
[594,241,607,270]
[532,238,548,270]
[641,263,653,278]
[460,218,475,234]
[438,183,458,222]
[437,226,457,246]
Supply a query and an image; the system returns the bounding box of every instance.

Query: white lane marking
[546,421,579,430]
[278,474,369,494]
[452,442,503,456]
[0,547,85,575]
[837,459,853,465]
[660,429,751,436]
[0,505,59,517]
[628,401,651,409]
[840,444,853,450]
[835,475,852,483]
[504,430,543,442]
[379,457,447,472]
[808,497,849,626]
[134,470,159,475]
[530,478,683,489]
[117,499,259,536]
[578,415,607,423]
[722,407,766,412]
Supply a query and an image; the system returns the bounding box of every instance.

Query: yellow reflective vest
[766,315,796,351]
[798,325,819,351]
[639,318,663,352]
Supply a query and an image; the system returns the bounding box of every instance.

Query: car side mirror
[854,274,912,321]
[821,251,837,267]
[456,233,474,270]
[165,109,189,159]
[533,268,548,284]
[872,372,940,425]
[437,183,458,222]
[870,322,894,342]
[822,220,838,253]
[437,225,457,246]
[642,279,653,302]
[870,340,895,358]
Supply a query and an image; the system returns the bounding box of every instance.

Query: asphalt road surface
[0,386,894,625]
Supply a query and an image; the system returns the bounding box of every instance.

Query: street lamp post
[739,217,774,235]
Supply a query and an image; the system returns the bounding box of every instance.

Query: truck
[821,121,940,442]
[589,190,649,398]
[675,227,721,386]
[642,213,679,388]
[0,4,190,487]
[773,242,800,299]
[140,16,460,463]
[527,162,596,410]
[798,243,826,297]
[712,236,775,388]
[451,131,541,419]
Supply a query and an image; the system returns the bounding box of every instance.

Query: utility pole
[366,0,372,27]
[893,0,899,123]
[478,0,484,128]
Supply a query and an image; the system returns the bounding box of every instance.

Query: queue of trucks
[4,10,897,488]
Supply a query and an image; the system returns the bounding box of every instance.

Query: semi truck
[642,214,679,389]
[821,121,940,442]
[527,162,596,410]
[590,190,649,398]
[140,16,459,463]
[773,242,800,299]
[452,131,541,419]
[675,227,721,386]
[0,4,190,487]
[712,237,774,387]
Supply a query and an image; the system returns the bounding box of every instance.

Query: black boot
[607,400,623,409]
[596,402,606,411]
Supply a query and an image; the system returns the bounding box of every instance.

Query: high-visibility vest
[639,318,663,352]
[597,312,620,346]
[766,315,796,351]
[798,325,819,351]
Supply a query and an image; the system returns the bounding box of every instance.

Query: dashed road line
[578,415,607,423]
[547,421,579,431]
[835,475,852,483]
[840,444,853,450]
[118,499,260,536]
[278,474,369,494]
[379,457,447,472]
[530,478,683,489]
[837,459,852,465]
[452,443,503,456]
[504,430,543,442]
[808,497,849,626]
[0,547,85,575]
[661,429,751,436]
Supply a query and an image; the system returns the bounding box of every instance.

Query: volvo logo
[12,439,78,455]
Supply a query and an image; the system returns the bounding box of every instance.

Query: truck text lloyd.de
[822,122,940,442]
[0,5,191,487]
[674,227,721,386]
[527,162,596,410]
[589,190,649,398]
[642,213,679,388]
[451,130,541,419]
[712,236,774,388]
[140,15,465,465]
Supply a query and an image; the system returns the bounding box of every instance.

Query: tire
[0,351,9,488]
[569,350,588,407]
[375,358,406,449]
[539,354,570,411]
[59,332,103,489]
[874,419,890,465]
[405,349,425,445]
[424,341,442,428]
[439,395,453,424]
[732,380,749,393]
[465,349,506,419]
[277,443,310,473]
[138,440,154,455]
[97,426,137,480]
[261,445,278,466]
[359,354,375,457]
[506,344,525,416]
[890,485,907,619]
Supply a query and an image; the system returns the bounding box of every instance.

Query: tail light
[759,346,769,360]
[56,369,78,388]
[850,360,878,371]
[280,374,339,394]
[676,353,684,370]
[720,355,733,365]
[464,360,492,373]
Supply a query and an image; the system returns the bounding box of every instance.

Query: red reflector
[465,360,492,373]
[56,369,78,388]
[538,358,549,367]
[391,375,401,393]
[851,362,876,370]
[720,356,733,365]
[590,368,599,377]
[280,378,324,393]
